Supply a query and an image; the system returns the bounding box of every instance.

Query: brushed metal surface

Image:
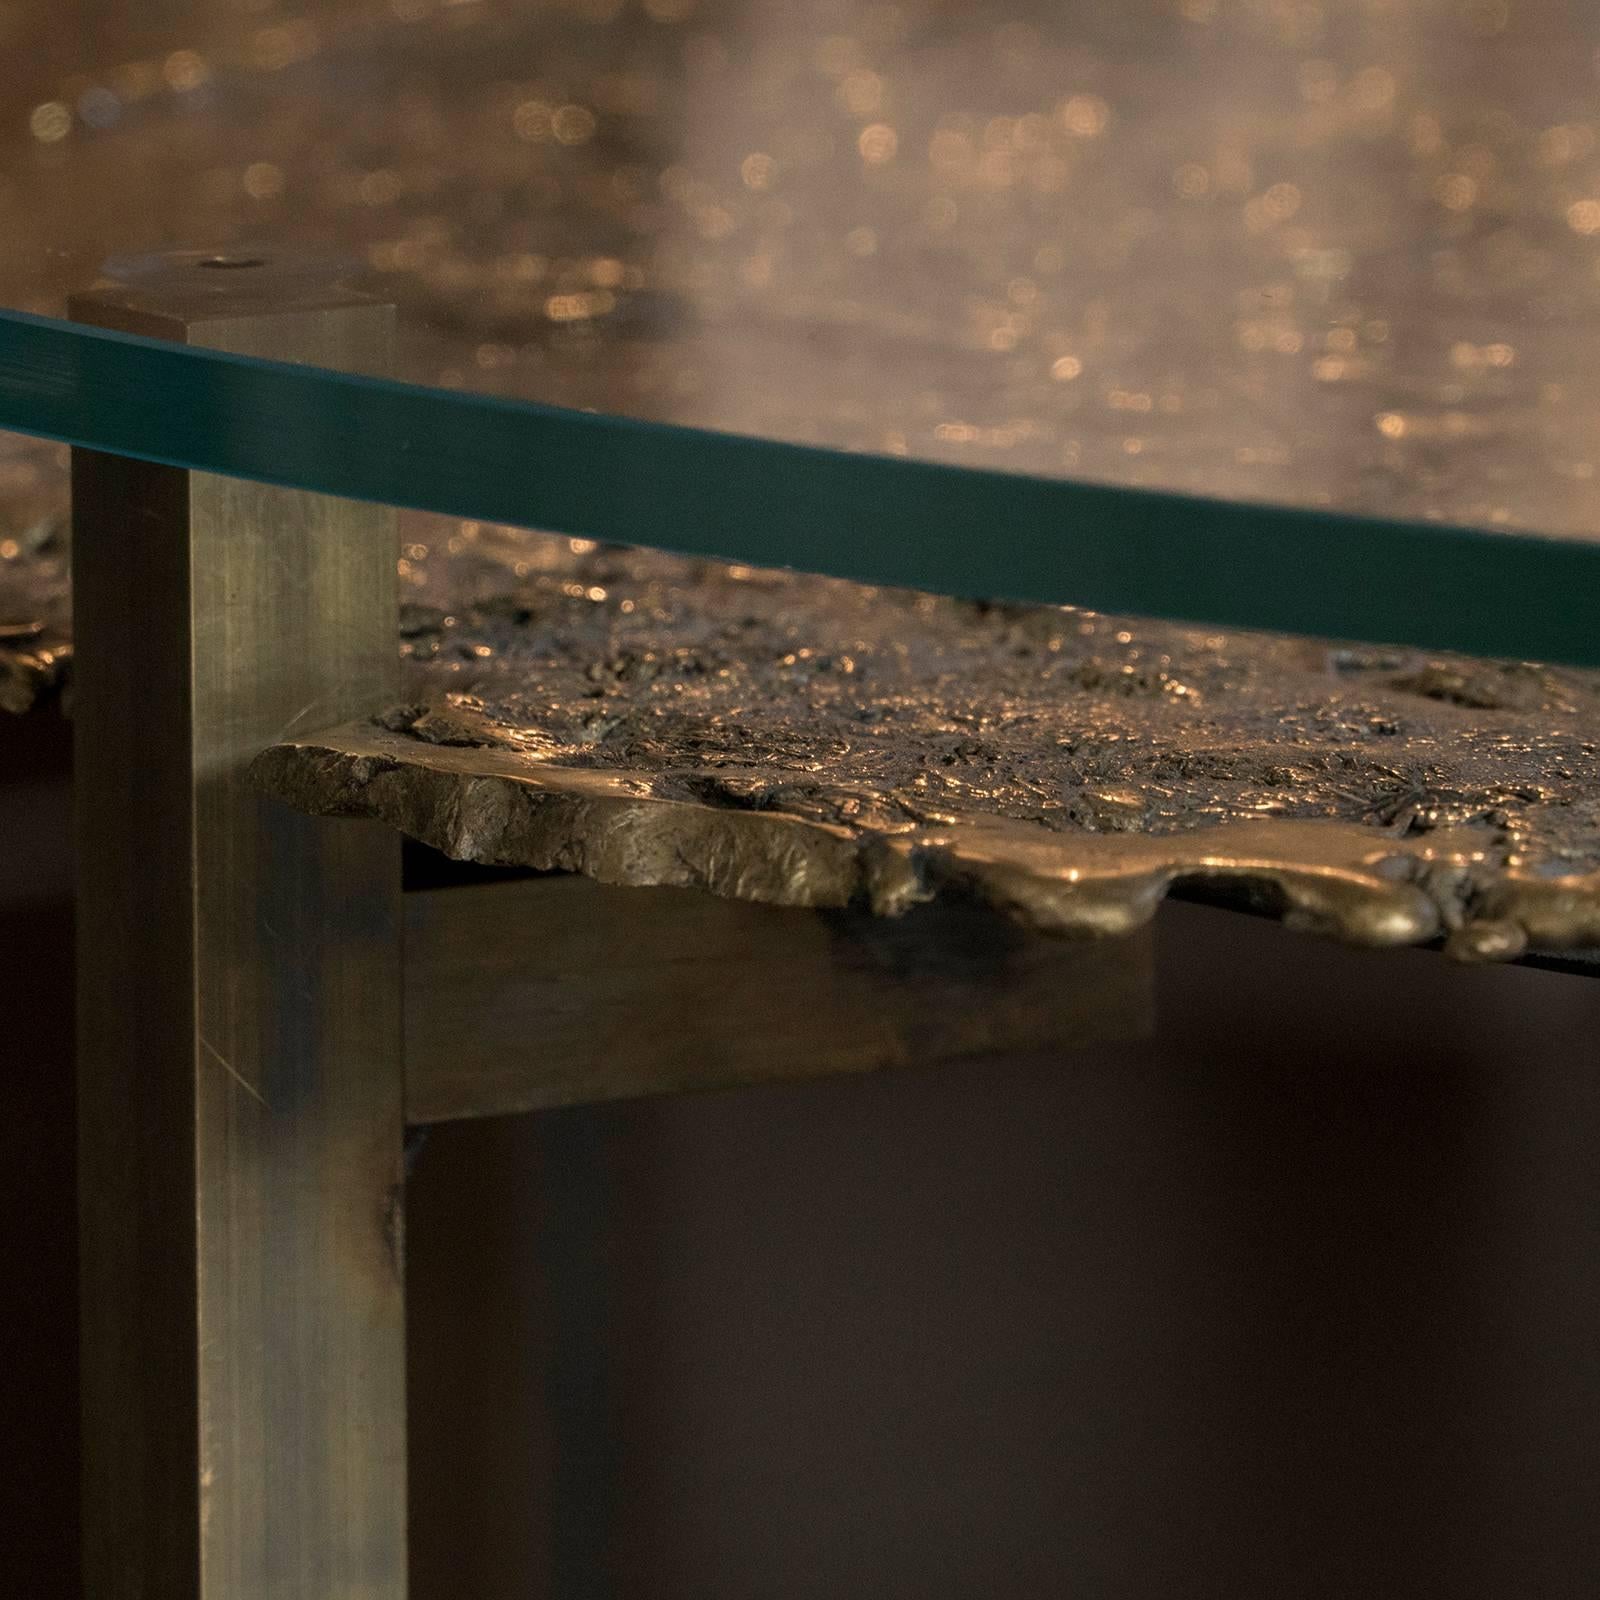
[403,875,1154,1124]
[72,256,405,1600]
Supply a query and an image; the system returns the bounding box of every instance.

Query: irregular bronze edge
[249,732,874,912]
[252,725,1600,964]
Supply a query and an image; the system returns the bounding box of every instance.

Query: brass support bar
[403,875,1155,1124]
[72,253,406,1599]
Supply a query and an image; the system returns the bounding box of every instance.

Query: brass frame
[72,262,408,1599]
[68,254,1152,1598]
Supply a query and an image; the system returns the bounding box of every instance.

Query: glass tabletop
[1,0,1598,659]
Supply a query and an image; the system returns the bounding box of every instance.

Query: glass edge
[1,307,1595,667]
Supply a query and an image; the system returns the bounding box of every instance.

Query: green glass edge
[0,306,1595,664]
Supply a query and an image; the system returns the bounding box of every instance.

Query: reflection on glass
[1,0,1598,545]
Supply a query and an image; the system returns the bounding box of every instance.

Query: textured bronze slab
[251,524,1600,964]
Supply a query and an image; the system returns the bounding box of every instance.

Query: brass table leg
[72,253,406,1598]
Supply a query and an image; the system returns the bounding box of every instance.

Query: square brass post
[71,252,406,1599]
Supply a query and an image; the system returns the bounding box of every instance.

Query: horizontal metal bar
[1,307,1596,664]
[402,876,1153,1123]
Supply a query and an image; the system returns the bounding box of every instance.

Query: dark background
[6,712,1599,1598]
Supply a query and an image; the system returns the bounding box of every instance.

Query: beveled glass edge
[1,306,1595,667]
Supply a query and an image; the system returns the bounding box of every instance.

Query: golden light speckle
[696,205,735,240]
[1566,199,1600,234]
[1059,95,1110,137]
[740,151,776,190]
[837,70,884,117]
[1538,124,1594,165]
[858,123,898,164]
[513,100,552,141]
[1348,67,1396,113]
[251,21,321,71]
[1434,173,1478,211]
[553,105,597,145]
[1376,412,1408,439]
[28,102,71,143]
[368,239,415,272]
[243,162,285,199]
[109,60,160,102]
[1262,182,1302,221]
[163,51,211,93]
[546,290,615,322]
[1452,340,1517,368]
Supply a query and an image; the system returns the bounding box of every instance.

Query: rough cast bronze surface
[246,522,1600,965]
[9,509,1600,961]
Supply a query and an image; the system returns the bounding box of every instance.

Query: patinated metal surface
[403,875,1152,1122]
[249,522,1600,964]
[9,494,1600,962]
[72,266,406,1600]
